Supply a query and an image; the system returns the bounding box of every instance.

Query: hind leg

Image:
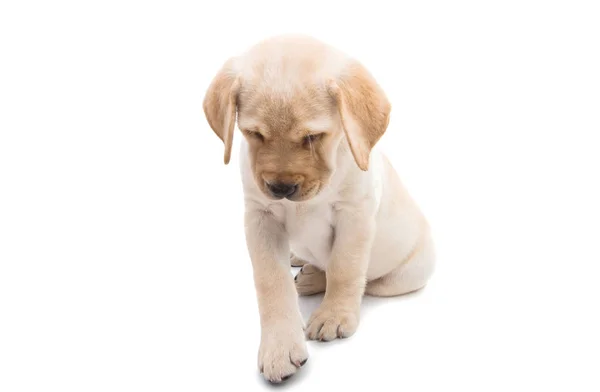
[294,264,326,296]
[366,233,435,297]
[290,253,308,267]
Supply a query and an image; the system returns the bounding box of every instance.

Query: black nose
[266,182,298,198]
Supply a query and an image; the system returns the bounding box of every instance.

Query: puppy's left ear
[328,61,391,171]
[203,58,241,165]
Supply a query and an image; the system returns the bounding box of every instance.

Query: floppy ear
[327,61,391,171]
[202,59,241,165]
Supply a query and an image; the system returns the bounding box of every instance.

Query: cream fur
[203,34,435,384]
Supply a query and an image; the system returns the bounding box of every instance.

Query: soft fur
[203,35,435,383]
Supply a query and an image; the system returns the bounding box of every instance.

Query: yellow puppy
[203,35,435,383]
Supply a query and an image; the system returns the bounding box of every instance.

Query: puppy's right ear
[202,58,241,165]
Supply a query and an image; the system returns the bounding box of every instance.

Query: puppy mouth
[286,184,321,202]
[264,183,321,202]
[266,191,303,202]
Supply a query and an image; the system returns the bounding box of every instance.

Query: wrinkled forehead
[237,82,337,135]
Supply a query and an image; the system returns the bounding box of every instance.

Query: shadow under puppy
[203,35,435,384]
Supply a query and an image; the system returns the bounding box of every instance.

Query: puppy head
[203,36,391,202]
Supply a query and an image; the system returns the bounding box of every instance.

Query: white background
[1,1,599,391]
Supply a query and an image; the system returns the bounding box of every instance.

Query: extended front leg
[305,212,375,341]
[245,207,308,383]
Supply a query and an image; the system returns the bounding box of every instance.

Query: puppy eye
[246,131,265,142]
[302,133,323,146]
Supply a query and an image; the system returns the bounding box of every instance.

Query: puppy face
[203,36,392,202]
[236,86,343,201]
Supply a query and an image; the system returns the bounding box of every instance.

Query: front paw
[258,324,308,383]
[306,305,359,341]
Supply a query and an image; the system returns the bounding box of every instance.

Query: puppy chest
[285,203,334,267]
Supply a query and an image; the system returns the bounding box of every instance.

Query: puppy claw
[292,357,307,368]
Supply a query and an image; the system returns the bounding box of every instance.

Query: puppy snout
[266,182,298,198]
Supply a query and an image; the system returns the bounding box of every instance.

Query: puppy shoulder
[331,149,384,216]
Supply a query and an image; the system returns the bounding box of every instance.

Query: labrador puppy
[203,35,435,383]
